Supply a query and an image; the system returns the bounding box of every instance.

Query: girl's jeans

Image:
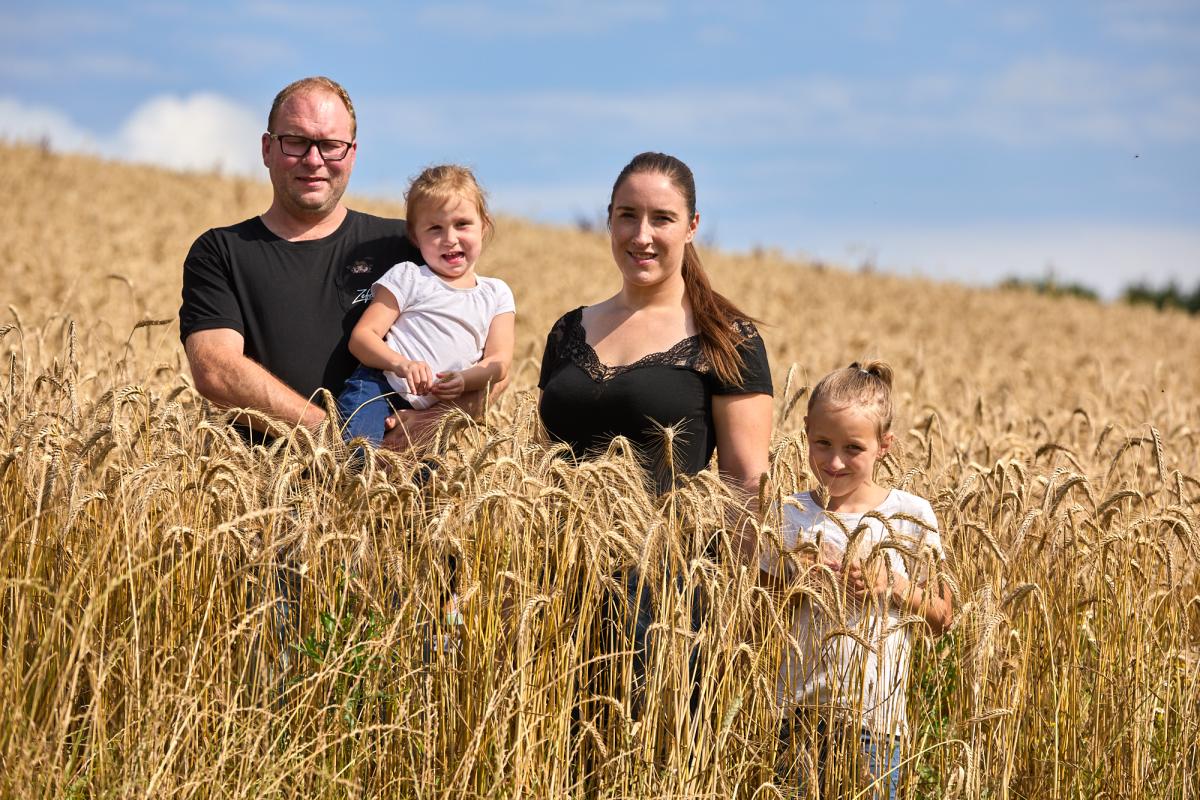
[778,712,902,800]
[336,365,412,446]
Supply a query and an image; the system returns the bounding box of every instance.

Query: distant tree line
[1000,273,1200,315]
[1120,279,1200,315]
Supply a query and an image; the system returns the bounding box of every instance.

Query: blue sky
[2,0,1197,297]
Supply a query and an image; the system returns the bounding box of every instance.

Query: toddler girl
[763,361,954,799]
[337,165,515,448]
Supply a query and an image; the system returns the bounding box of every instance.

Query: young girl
[763,361,954,799]
[336,165,515,449]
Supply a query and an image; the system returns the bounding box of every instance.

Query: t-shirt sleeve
[711,320,773,396]
[894,495,947,586]
[537,312,569,389]
[179,231,243,343]
[491,279,516,316]
[915,498,946,559]
[373,262,419,309]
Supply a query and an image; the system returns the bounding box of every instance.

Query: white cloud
[1100,0,1200,46]
[0,93,263,177]
[0,97,100,152]
[798,223,1200,299]
[366,54,1198,153]
[116,93,263,175]
[969,55,1198,146]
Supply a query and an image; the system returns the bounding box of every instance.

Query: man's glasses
[267,133,354,161]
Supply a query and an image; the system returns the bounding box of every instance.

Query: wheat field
[1,142,1198,799]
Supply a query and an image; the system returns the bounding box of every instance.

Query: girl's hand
[844,559,895,604]
[398,360,435,395]
[432,371,465,399]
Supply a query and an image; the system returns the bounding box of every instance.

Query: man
[179,76,421,442]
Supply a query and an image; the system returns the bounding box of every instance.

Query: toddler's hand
[399,360,434,395]
[432,371,465,399]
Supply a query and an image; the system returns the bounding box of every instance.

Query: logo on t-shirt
[352,288,373,305]
[347,259,373,275]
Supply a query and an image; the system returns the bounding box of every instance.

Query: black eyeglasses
[267,133,354,161]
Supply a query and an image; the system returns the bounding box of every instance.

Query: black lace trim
[551,306,706,383]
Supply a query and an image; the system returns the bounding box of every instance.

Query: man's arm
[185,328,326,433]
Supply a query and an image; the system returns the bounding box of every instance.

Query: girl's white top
[760,489,946,736]
[375,262,515,410]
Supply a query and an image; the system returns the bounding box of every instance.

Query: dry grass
[2,142,1199,798]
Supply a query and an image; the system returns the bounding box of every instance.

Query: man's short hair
[267,76,357,139]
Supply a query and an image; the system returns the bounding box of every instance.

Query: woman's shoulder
[543,307,586,355]
[548,305,586,334]
[540,307,588,383]
[730,316,762,339]
[706,315,771,393]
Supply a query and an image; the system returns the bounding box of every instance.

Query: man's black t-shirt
[538,306,773,493]
[179,210,421,401]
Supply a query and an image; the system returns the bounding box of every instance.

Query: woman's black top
[538,306,773,492]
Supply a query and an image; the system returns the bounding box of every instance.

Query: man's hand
[380,407,443,452]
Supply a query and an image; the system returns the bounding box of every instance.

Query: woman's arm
[713,391,773,559]
[713,392,773,496]
[432,311,515,399]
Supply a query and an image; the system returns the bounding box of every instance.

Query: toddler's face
[412,195,484,285]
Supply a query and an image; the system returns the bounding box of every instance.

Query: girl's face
[412,194,486,287]
[609,171,698,289]
[805,400,893,508]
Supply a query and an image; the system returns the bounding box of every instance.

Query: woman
[538,151,772,497]
[537,151,774,709]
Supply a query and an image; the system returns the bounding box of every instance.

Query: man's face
[262,90,357,220]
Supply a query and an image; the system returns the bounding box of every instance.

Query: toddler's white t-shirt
[374,262,515,410]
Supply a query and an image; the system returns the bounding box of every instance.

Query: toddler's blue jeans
[336,365,412,446]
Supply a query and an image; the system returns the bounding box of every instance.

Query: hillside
[2,142,1199,798]
[4,143,1198,433]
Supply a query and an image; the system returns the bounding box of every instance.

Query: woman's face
[609,171,698,289]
